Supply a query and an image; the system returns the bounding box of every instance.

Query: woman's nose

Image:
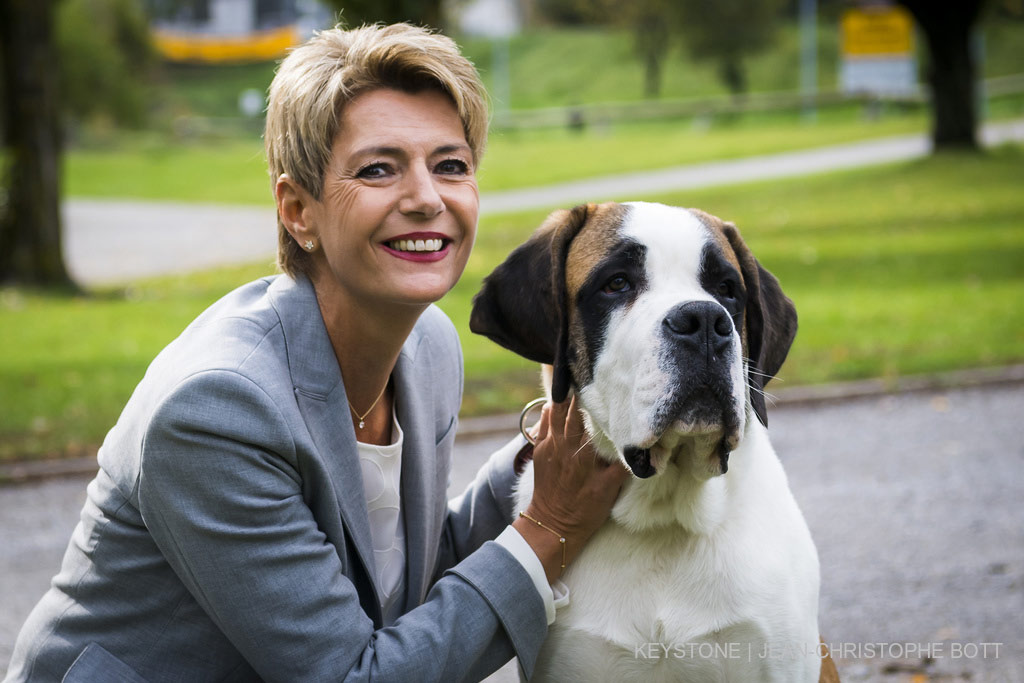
[399,165,445,218]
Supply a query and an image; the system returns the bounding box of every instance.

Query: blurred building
[147,0,331,63]
[458,0,523,38]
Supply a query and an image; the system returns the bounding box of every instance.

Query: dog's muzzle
[662,301,733,360]
[617,301,741,479]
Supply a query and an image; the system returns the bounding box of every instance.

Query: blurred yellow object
[839,5,916,95]
[153,24,300,64]
[843,6,917,57]
[841,6,914,57]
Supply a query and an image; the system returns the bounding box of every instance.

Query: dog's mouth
[621,387,740,478]
[623,445,657,478]
[623,426,729,479]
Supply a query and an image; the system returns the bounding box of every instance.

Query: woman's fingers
[534,402,552,443]
[547,396,569,438]
[564,394,587,440]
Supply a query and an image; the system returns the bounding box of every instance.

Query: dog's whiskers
[742,358,782,382]
[746,378,778,406]
[744,357,784,406]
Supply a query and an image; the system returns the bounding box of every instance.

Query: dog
[470,202,839,682]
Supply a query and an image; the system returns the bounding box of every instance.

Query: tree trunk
[720,58,747,99]
[636,17,669,99]
[0,0,74,288]
[898,0,985,150]
[643,48,663,98]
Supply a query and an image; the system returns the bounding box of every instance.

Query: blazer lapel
[268,275,381,617]
[393,329,440,611]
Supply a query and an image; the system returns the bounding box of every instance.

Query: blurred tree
[896,0,988,149]
[559,0,682,97]
[536,0,589,24]
[0,0,152,287]
[993,0,1022,18]
[676,0,787,97]
[545,0,784,98]
[0,0,74,287]
[633,1,675,98]
[57,0,155,127]
[321,0,444,28]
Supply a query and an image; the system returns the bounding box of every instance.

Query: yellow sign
[841,6,914,57]
[153,24,301,64]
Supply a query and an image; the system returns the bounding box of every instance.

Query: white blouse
[358,420,567,626]
[356,412,406,625]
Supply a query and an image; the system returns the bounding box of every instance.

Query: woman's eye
[356,163,391,179]
[436,158,469,175]
[602,275,630,294]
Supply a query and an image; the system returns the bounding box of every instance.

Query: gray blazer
[5,274,546,682]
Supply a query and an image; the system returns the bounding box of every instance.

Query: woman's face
[307,88,479,311]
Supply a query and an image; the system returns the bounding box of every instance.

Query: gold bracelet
[519,511,566,569]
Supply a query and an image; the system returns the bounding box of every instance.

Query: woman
[5,23,627,683]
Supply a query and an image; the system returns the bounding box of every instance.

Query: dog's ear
[470,204,592,403]
[721,223,797,426]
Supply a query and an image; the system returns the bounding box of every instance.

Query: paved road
[3,383,1022,681]
[64,119,1024,287]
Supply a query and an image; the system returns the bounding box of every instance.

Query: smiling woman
[5,22,628,683]
[275,88,480,325]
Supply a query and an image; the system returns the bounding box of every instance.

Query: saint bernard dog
[470,202,839,682]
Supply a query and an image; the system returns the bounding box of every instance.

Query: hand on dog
[514,395,629,583]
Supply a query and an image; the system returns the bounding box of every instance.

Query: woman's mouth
[381,233,452,262]
[387,238,446,253]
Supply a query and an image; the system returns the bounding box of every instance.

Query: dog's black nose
[663,301,733,354]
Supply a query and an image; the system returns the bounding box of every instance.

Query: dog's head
[470,201,796,480]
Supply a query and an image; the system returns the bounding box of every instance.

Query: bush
[56,0,155,127]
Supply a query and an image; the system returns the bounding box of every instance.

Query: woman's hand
[512,395,629,583]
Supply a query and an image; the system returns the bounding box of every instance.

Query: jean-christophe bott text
[634,641,1004,662]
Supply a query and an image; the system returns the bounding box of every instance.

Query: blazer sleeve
[137,369,547,683]
[421,306,523,580]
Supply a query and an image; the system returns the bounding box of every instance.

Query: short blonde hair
[265,23,489,277]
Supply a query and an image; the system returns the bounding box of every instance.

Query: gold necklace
[348,380,389,430]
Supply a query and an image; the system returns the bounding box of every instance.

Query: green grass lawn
[4,145,1022,461]
[479,109,930,190]
[66,108,936,203]
[0,266,276,461]
[66,136,274,205]
[156,61,279,120]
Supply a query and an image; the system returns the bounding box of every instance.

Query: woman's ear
[275,174,319,250]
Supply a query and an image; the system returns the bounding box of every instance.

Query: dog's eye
[717,280,737,299]
[602,275,631,294]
